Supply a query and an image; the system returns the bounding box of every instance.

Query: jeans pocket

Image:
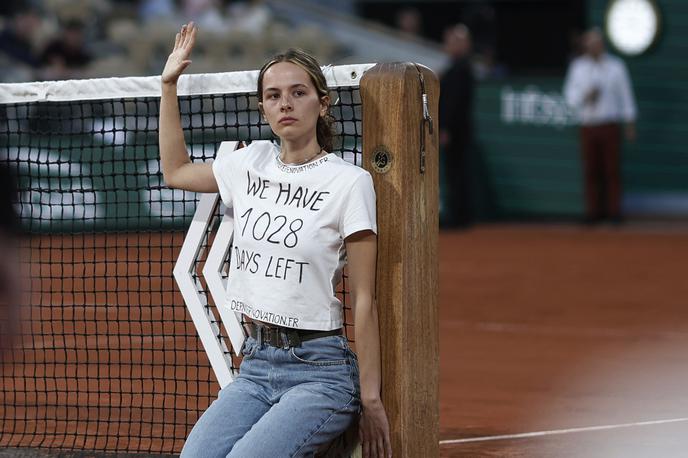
[289,337,348,366]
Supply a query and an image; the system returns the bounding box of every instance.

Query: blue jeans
[180,334,361,457]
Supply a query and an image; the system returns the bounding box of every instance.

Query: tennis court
[438,224,688,456]
[3,224,687,456]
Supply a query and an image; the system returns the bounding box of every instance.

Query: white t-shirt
[211,140,377,331]
[563,53,637,126]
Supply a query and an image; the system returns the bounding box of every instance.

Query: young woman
[159,23,392,458]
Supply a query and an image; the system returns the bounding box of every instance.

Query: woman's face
[260,62,328,144]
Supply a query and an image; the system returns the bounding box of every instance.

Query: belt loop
[256,324,263,347]
[288,330,301,348]
[281,330,289,350]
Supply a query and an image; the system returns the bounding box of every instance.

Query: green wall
[463,0,688,220]
[471,79,582,218]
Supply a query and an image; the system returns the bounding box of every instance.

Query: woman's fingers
[360,424,368,458]
[182,22,195,49]
[162,23,196,84]
[377,438,385,457]
[187,23,196,49]
[362,435,386,458]
[175,23,196,59]
[381,426,392,457]
[359,409,394,458]
[180,24,187,46]
[361,438,370,458]
[179,24,187,46]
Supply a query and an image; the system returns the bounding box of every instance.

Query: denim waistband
[245,322,343,348]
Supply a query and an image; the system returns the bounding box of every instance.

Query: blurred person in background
[181,0,225,31]
[40,19,93,80]
[564,28,637,224]
[0,6,43,82]
[439,24,475,228]
[0,165,21,364]
[225,0,272,35]
[395,7,423,37]
[473,45,507,80]
[139,0,178,23]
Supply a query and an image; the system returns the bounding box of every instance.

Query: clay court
[3,223,688,456]
[438,224,688,457]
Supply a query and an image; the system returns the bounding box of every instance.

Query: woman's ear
[319,95,330,117]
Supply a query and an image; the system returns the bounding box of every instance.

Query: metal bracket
[173,140,244,389]
[415,64,434,174]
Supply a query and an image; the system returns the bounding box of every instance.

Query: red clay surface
[2,224,688,456]
[1,232,353,454]
[439,224,688,457]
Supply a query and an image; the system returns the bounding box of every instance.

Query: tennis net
[0,64,370,454]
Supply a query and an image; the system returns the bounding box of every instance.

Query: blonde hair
[257,49,335,152]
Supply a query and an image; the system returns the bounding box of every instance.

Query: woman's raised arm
[159,22,218,192]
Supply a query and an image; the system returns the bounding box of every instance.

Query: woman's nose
[280,96,292,111]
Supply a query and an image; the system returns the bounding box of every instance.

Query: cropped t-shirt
[211,141,377,331]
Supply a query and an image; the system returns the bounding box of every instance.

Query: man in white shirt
[564,28,637,223]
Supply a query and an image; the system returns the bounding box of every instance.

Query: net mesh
[0,79,362,454]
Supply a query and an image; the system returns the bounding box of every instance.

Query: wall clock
[605,0,661,56]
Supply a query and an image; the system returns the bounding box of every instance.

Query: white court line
[439,417,688,445]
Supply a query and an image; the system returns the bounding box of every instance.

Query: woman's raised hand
[162,22,197,85]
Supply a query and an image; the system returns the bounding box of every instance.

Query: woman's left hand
[359,398,392,458]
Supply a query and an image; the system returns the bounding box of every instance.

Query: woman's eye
[268,93,279,99]
[294,90,305,97]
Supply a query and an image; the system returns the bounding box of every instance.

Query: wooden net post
[360,63,439,457]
